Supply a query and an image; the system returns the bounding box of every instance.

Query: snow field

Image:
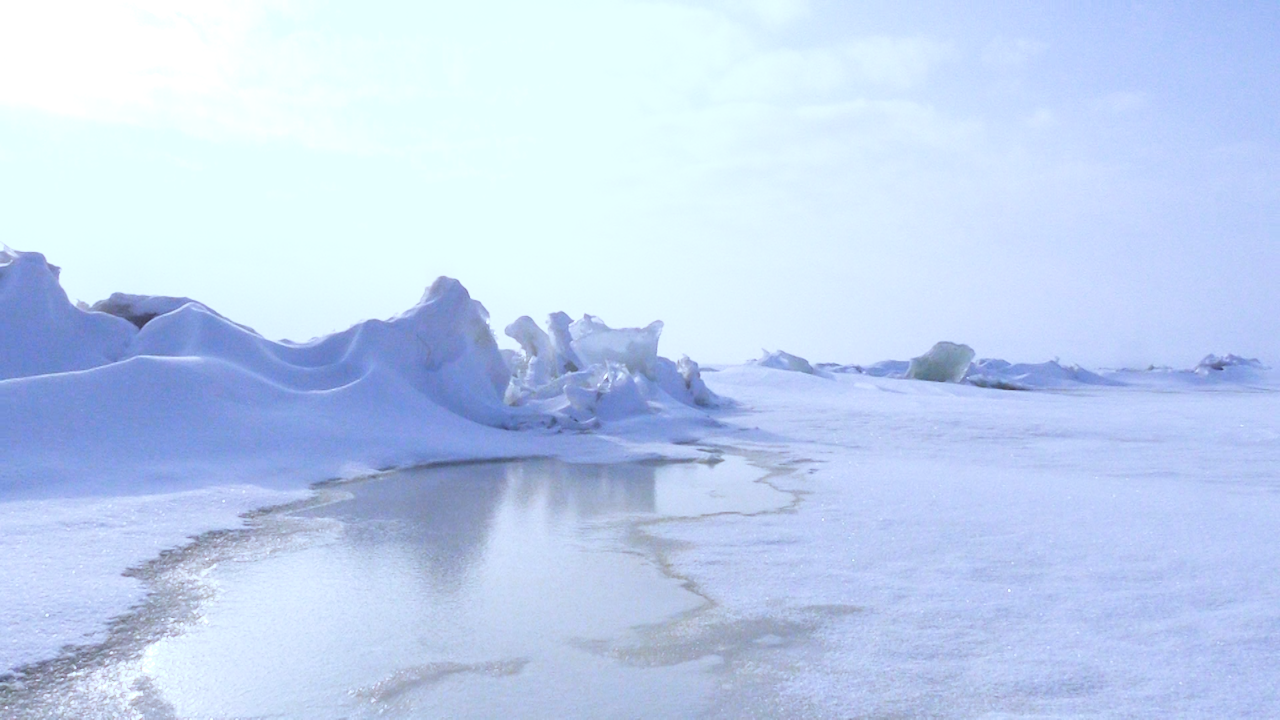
[664,366,1280,716]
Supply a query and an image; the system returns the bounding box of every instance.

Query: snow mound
[123,276,511,426]
[754,349,826,376]
[966,359,1122,390]
[504,313,723,426]
[1,247,519,494]
[904,341,975,383]
[863,360,909,378]
[0,247,137,380]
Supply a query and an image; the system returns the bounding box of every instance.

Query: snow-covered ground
[4,247,1279,715]
[683,366,1280,716]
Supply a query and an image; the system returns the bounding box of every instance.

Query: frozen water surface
[6,456,792,718]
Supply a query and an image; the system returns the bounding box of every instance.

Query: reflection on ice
[132,455,788,719]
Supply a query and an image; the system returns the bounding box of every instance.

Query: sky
[1,0,1277,367]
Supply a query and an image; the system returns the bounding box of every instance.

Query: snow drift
[0,249,530,500]
[1,247,509,425]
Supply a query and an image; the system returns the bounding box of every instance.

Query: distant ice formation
[862,360,910,378]
[965,359,1121,390]
[753,349,826,376]
[1195,353,1266,375]
[1107,353,1272,389]
[817,346,1273,391]
[904,342,975,383]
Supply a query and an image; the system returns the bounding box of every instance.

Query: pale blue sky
[2,1,1276,366]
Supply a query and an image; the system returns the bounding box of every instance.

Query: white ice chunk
[505,316,557,389]
[562,363,651,420]
[569,315,664,378]
[546,311,583,374]
[654,355,722,407]
[505,316,554,364]
[905,341,975,383]
[677,355,718,407]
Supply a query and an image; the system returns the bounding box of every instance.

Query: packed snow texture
[1,485,304,673]
[904,341,975,383]
[672,365,1280,717]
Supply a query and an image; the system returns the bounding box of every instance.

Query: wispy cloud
[981,37,1048,69]
[732,0,809,27]
[711,37,951,102]
[1092,91,1147,114]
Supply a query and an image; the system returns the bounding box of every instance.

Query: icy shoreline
[5,456,796,717]
[4,247,1279,714]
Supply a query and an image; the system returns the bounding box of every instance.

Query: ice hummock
[753,349,826,376]
[570,315,664,377]
[762,342,1273,393]
[862,359,910,378]
[904,341,975,383]
[503,313,722,425]
[1105,353,1274,389]
[965,358,1122,390]
[1195,353,1267,375]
